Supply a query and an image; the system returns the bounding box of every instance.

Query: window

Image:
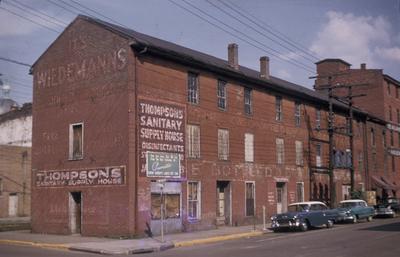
[151,193,181,220]
[245,182,255,216]
[316,109,321,130]
[397,109,400,124]
[398,132,400,147]
[392,156,396,172]
[0,178,2,195]
[294,102,301,127]
[69,123,83,160]
[188,181,201,219]
[187,125,200,158]
[296,182,304,202]
[391,131,394,146]
[295,140,303,166]
[316,144,322,167]
[217,80,227,110]
[275,96,282,121]
[276,138,285,164]
[244,133,254,162]
[389,106,393,121]
[244,88,252,115]
[371,128,375,146]
[218,129,229,160]
[187,72,199,104]
[358,151,363,172]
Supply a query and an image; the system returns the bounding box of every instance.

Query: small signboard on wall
[146,151,181,178]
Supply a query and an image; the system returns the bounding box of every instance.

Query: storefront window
[151,193,181,220]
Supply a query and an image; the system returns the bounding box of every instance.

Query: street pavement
[0,218,399,256]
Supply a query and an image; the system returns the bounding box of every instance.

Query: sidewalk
[0,223,271,254]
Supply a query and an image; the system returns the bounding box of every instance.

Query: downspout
[363,118,370,191]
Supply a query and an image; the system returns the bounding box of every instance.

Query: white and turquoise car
[334,199,374,223]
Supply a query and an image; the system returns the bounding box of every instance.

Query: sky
[0,0,399,105]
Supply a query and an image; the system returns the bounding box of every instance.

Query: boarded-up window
[245,182,255,216]
[295,140,303,166]
[295,102,301,127]
[276,138,284,164]
[218,129,229,160]
[244,88,252,115]
[217,80,227,110]
[151,193,181,220]
[69,123,83,160]
[188,181,200,219]
[187,72,199,104]
[296,182,304,202]
[316,143,322,167]
[187,125,200,158]
[276,96,282,121]
[245,133,254,162]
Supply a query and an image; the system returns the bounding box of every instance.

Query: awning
[381,176,400,191]
[371,176,394,190]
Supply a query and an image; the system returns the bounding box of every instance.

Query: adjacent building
[30,15,396,237]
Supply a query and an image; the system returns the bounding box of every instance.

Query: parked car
[374,198,400,218]
[334,199,374,223]
[270,201,336,232]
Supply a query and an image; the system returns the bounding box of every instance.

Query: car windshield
[339,202,358,208]
[387,198,399,204]
[288,204,309,212]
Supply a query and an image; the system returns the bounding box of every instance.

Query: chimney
[360,63,366,70]
[259,56,270,79]
[228,43,239,70]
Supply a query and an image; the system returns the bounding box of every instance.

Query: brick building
[0,103,32,218]
[31,15,393,237]
[315,59,400,201]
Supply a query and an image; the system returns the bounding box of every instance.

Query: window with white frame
[316,109,321,130]
[295,102,301,127]
[316,143,322,167]
[276,138,285,164]
[244,88,252,115]
[188,181,201,219]
[187,72,199,104]
[217,80,227,110]
[295,140,303,166]
[276,96,282,121]
[69,123,83,160]
[245,182,255,216]
[218,129,229,160]
[296,182,304,202]
[187,125,200,158]
[245,133,254,162]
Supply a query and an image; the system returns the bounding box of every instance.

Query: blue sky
[0,0,399,105]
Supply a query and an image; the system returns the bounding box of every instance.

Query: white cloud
[278,51,303,61]
[276,69,292,79]
[310,11,399,66]
[0,10,41,36]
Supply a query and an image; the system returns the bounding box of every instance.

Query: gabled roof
[384,74,400,86]
[315,58,352,66]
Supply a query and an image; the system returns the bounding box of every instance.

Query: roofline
[315,58,352,66]
[384,74,400,86]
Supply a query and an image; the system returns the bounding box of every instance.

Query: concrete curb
[174,230,265,248]
[0,239,69,251]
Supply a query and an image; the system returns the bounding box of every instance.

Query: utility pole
[327,77,336,208]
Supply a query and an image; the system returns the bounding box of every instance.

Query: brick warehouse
[30,15,396,237]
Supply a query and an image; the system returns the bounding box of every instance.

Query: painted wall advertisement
[138,100,185,178]
[35,166,125,187]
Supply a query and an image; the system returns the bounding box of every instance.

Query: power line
[4,0,65,30]
[0,6,61,33]
[207,0,317,64]
[169,0,315,73]
[221,0,321,61]
[0,56,31,67]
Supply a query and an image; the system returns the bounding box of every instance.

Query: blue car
[334,199,374,223]
[271,201,336,232]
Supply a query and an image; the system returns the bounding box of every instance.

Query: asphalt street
[1,218,399,257]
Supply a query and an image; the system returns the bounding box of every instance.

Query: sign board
[388,148,400,156]
[138,100,185,177]
[146,152,181,178]
[35,166,125,187]
[365,191,376,206]
[387,123,400,133]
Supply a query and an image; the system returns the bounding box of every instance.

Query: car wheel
[326,220,334,229]
[299,221,308,232]
[367,216,373,222]
[352,215,358,223]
